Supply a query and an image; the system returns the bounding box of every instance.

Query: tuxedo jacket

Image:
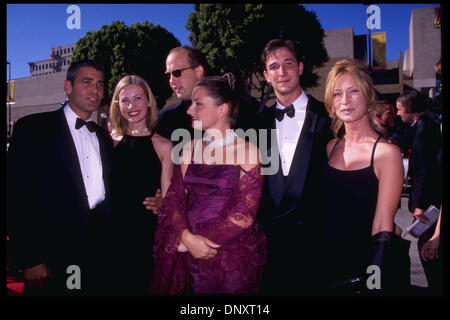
[407,111,442,213]
[256,94,332,235]
[7,107,113,275]
[157,100,194,141]
[256,94,332,294]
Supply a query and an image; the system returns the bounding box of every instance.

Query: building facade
[307,6,441,103]
[28,44,75,77]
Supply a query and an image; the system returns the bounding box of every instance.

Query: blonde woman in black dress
[109,75,173,295]
[322,59,408,295]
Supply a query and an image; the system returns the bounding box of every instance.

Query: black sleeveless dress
[111,133,162,295]
[322,136,382,290]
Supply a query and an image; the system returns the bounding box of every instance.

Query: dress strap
[328,139,340,160]
[149,131,155,138]
[370,135,383,167]
[239,166,248,174]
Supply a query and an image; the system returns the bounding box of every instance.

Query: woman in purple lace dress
[152,74,266,294]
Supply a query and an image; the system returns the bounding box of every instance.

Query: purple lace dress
[152,163,266,294]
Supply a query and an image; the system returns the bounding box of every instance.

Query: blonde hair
[324,59,379,138]
[109,75,158,137]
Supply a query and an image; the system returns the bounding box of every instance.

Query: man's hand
[24,263,50,288]
[420,236,440,262]
[143,189,162,214]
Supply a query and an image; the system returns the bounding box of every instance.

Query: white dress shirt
[64,104,105,209]
[275,91,308,176]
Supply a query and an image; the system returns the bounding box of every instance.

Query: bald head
[165,47,207,101]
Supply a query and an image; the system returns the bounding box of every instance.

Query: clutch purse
[405,205,440,238]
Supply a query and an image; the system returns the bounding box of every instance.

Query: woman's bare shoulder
[374,139,403,175]
[152,132,172,145]
[376,139,402,158]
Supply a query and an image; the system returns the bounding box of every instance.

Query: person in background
[419,124,442,296]
[397,90,443,295]
[109,74,173,295]
[372,99,397,144]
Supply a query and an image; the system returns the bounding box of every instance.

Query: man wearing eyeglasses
[157,46,208,142]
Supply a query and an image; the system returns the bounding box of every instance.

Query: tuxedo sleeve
[411,122,442,210]
[194,165,264,245]
[156,110,171,140]
[7,117,48,269]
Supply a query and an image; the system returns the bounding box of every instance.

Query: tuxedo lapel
[277,96,326,213]
[259,100,321,209]
[54,108,88,199]
[267,140,286,206]
[282,108,317,201]
[260,105,286,206]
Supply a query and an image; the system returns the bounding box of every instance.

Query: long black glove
[366,231,410,295]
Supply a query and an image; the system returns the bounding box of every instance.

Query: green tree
[72,21,180,109]
[186,4,328,102]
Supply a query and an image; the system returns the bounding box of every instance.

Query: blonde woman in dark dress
[109,75,173,295]
[322,59,408,295]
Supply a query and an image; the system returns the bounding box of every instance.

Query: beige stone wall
[9,72,67,123]
[410,7,441,89]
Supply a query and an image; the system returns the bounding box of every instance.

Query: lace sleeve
[195,164,264,245]
[152,165,192,294]
[154,165,188,254]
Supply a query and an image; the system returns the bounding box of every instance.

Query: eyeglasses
[165,66,195,79]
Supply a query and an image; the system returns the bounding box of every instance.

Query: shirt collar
[276,90,308,111]
[64,103,94,130]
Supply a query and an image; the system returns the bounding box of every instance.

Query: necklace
[205,131,238,148]
[128,127,149,135]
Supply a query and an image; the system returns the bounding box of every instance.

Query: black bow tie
[274,104,295,121]
[75,118,97,133]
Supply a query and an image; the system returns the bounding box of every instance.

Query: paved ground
[394,196,428,288]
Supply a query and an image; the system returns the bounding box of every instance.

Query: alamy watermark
[366,4,381,30]
[66,264,81,290]
[170,123,280,175]
[366,264,381,290]
[66,5,81,30]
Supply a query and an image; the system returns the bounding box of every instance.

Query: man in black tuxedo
[256,39,332,295]
[396,90,443,295]
[7,60,113,295]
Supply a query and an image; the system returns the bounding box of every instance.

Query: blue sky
[7,3,439,80]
